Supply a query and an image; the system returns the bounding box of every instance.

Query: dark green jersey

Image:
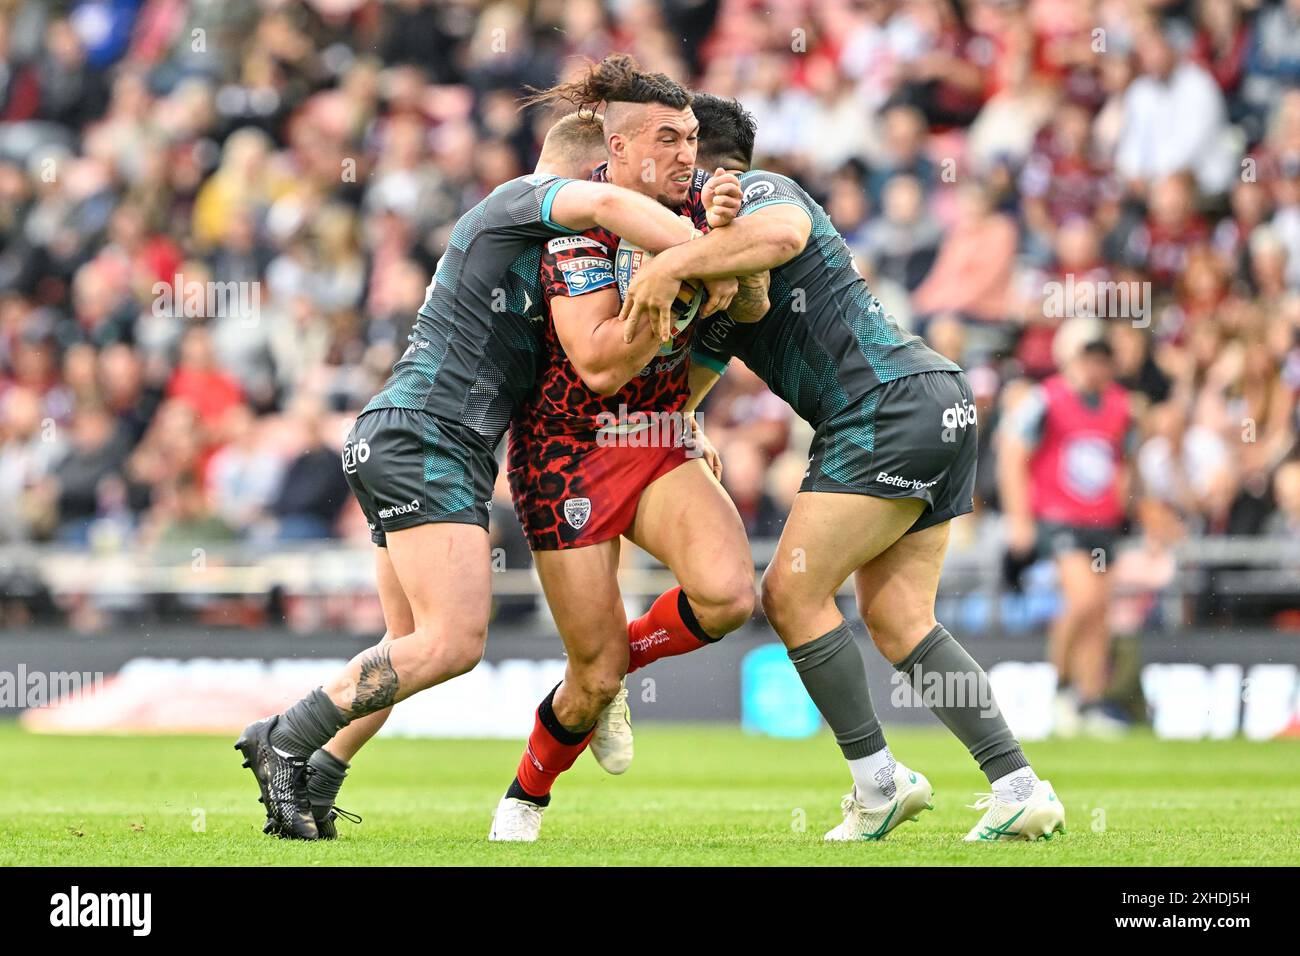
[364,174,573,449]
[692,170,959,426]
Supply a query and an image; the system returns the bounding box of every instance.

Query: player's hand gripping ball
[614,238,704,353]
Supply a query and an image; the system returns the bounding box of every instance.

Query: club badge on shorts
[563,497,592,530]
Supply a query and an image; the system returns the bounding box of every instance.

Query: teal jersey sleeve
[736,170,818,221]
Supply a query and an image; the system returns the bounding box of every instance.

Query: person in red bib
[999,318,1136,736]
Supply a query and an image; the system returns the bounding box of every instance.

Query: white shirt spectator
[1270,203,1300,289]
[1137,425,1232,510]
[1115,61,1236,195]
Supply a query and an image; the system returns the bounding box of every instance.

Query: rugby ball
[613,238,705,353]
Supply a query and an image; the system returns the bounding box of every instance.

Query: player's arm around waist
[549,181,696,253]
[552,287,665,396]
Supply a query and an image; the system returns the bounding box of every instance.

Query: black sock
[269,687,349,757]
[894,625,1029,783]
[678,589,721,643]
[306,749,349,810]
[538,682,595,742]
[789,621,887,759]
[506,777,552,807]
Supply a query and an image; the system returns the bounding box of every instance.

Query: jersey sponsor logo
[742,180,776,204]
[341,438,370,475]
[558,256,615,294]
[875,471,938,491]
[614,244,648,299]
[563,497,592,530]
[547,235,607,254]
[1060,435,1116,500]
[641,346,690,376]
[698,312,736,353]
[558,255,611,272]
[941,399,978,430]
[377,498,421,520]
[401,338,430,360]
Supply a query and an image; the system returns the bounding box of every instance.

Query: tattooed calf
[346,645,399,716]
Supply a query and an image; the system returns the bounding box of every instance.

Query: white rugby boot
[488,796,546,842]
[824,763,934,841]
[589,679,634,774]
[964,778,1066,842]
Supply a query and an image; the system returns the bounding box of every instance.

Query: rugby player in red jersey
[488,57,768,841]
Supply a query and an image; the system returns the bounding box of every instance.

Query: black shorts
[1037,522,1119,562]
[802,369,978,534]
[342,408,495,546]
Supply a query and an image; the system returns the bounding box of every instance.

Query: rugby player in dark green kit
[621,94,1065,843]
[235,113,736,840]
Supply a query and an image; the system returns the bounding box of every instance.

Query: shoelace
[301,764,364,822]
[600,688,630,733]
[967,792,998,812]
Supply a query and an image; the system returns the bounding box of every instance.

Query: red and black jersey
[517,163,711,442]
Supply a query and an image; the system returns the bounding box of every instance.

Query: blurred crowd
[2,0,1300,619]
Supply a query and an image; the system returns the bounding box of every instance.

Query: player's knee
[441,639,486,679]
[692,576,755,637]
[759,567,801,634]
[864,609,931,660]
[1062,589,1105,624]
[407,625,486,683]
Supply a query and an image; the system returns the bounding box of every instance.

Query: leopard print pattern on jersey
[509,165,712,548]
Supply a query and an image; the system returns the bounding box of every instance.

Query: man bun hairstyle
[521,53,691,112]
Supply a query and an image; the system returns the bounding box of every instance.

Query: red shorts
[507,432,690,550]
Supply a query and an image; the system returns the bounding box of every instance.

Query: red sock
[513,687,594,800]
[627,587,715,674]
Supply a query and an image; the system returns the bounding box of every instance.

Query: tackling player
[621,95,1065,843]
[487,58,765,841]
[236,113,732,840]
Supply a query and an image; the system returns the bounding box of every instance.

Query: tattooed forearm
[346,645,399,716]
[729,271,770,323]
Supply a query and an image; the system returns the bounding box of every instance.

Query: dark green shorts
[803,370,978,534]
[1037,522,1119,562]
[342,408,495,546]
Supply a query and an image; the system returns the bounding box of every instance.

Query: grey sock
[306,749,349,810]
[269,687,349,757]
[789,621,887,760]
[894,624,1028,783]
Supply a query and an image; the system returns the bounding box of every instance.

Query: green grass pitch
[1,722,1295,866]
